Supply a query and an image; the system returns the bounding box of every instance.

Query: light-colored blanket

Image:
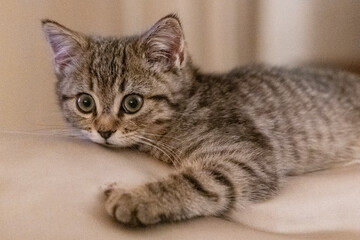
[1,132,359,240]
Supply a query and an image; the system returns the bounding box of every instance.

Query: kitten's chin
[96,139,135,148]
[101,142,121,148]
[89,139,132,148]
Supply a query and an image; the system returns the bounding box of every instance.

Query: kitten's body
[42,15,360,226]
[149,66,360,174]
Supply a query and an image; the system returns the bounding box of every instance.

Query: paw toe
[105,191,162,227]
[136,205,161,225]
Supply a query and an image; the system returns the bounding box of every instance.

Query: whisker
[137,136,182,167]
[146,139,182,165]
[131,136,175,165]
[0,129,80,138]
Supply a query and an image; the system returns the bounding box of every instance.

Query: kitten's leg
[104,150,280,226]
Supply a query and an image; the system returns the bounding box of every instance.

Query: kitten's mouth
[102,141,120,148]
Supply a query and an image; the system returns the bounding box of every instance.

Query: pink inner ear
[142,17,184,69]
[47,32,79,70]
[54,47,76,68]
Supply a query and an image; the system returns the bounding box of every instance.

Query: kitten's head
[42,14,192,147]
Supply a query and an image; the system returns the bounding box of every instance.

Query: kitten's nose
[98,130,115,139]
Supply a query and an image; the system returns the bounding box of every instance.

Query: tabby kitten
[42,14,360,227]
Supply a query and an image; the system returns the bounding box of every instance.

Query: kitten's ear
[139,14,185,71]
[42,19,86,73]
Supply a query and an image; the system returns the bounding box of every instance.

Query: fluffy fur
[42,14,360,227]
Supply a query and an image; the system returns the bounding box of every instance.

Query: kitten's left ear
[139,14,186,71]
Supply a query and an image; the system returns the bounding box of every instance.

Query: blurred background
[0,0,359,129]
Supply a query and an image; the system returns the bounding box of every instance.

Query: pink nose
[98,130,115,139]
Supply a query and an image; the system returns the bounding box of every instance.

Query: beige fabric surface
[1,131,360,240]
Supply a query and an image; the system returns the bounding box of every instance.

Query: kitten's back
[191,65,360,175]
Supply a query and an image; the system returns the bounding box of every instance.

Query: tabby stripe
[289,77,329,163]
[120,78,126,93]
[88,52,95,91]
[154,118,172,125]
[227,159,278,197]
[287,77,317,163]
[182,173,219,201]
[251,163,279,193]
[195,149,239,159]
[119,43,127,92]
[266,78,301,161]
[183,138,206,157]
[227,159,260,179]
[89,76,94,91]
[148,95,179,109]
[253,160,279,184]
[61,95,73,101]
[205,168,236,214]
[296,79,334,158]
[109,44,118,88]
[89,45,102,90]
[283,78,312,162]
[121,43,127,74]
[241,79,283,158]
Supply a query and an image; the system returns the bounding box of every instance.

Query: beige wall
[257,0,360,66]
[0,0,359,129]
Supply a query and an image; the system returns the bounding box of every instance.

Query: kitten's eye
[77,94,95,113]
[122,94,143,114]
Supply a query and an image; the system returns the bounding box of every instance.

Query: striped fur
[42,15,360,226]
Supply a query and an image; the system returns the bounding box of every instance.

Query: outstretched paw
[104,186,163,227]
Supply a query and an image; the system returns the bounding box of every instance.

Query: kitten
[42,14,360,227]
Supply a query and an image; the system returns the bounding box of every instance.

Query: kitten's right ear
[139,14,186,72]
[41,19,86,73]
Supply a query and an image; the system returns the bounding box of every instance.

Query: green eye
[122,94,143,113]
[77,94,95,113]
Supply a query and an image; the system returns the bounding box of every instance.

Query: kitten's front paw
[104,187,161,227]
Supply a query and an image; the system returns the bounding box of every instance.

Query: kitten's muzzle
[98,130,115,139]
